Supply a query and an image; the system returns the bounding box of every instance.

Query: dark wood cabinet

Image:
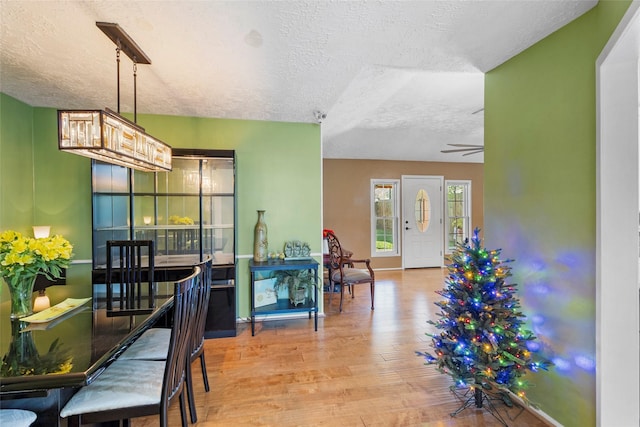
[91,149,237,337]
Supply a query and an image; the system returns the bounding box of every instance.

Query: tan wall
[323,159,483,269]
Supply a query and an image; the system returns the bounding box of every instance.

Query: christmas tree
[418,228,551,411]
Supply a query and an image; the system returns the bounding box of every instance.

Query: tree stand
[449,385,513,426]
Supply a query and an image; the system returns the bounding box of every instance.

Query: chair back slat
[162,266,199,418]
[190,257,212,359]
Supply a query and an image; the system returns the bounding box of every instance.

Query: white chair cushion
[60,359,165,418]
[119,328,171,360]
[0,409,37,427]
[331,268,371,283]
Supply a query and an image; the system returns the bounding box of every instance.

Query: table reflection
[0,281,173,393]
[1,320,73,378]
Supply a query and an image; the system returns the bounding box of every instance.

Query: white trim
[370,179,401,257]
[70,259,92,264]
[596,1,640,426]
[507,391,563,427]
[444,179,472,254]
[239,312,326,322]
[319,120,325,314]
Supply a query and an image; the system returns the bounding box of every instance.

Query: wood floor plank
[133,268,551,427]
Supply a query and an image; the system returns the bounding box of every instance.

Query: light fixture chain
[133,59,137,123]
[116,44,121,114]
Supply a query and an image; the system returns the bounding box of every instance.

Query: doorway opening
[596,2,640,425]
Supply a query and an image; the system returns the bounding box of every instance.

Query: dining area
[0,233,214,426]
[1,141,242,426]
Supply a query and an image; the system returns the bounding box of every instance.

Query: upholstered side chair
[325,231,375,312]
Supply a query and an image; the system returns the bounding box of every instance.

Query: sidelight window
[445,180,471,252]
[371,179,400,256]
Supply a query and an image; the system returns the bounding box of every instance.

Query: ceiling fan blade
[462,149,484,156]
[446,144,484,148]
[441,148,484,153]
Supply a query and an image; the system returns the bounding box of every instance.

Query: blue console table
[249,259,319,336]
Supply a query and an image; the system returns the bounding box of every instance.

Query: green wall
[138,114,323,317]
[33,107,93,260]
[0,94,95,310]
[0,93,35,233]
[484,1,631,425]
[0,94,322,319]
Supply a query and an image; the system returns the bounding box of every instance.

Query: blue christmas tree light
[417,228,552,413]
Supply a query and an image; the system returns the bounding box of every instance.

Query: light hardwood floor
[135,268,551,426]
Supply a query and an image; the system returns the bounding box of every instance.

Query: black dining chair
[119,257,213,423]
[60,267,200,427]
[106,239,155,316]
[185,257,212,422]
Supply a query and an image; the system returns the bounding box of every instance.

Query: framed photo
[254,277,277,308]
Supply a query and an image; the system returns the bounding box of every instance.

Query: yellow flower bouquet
[169,215,194,225]
[0,230,73,319]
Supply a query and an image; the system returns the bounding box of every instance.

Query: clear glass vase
[4,276,37,319]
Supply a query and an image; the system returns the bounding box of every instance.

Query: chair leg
[328,279,334,306]
[179,390,189,427]
[339,282,345,312]
[186,361,198,423]
[370,282,375,310]
[200,353,210,392]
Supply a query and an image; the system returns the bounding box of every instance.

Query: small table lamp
[33,289,51,312]
[32,225,51,239]
[33,272,66,312]
[31,225,65,312]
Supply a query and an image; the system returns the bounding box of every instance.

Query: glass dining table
[0,280,175,426]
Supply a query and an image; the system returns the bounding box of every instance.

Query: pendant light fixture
[58,22,172,172]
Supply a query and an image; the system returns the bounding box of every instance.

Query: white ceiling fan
[441,144,484,156]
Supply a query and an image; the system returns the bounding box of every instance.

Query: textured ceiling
[0,0,597,163]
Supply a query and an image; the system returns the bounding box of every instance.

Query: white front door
[402,176,443,268]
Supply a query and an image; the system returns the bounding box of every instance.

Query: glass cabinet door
[92,151,236,271]
[154,157,201,264]
[202,158,235,265]
[92,162,130,268]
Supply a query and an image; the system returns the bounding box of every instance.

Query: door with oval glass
[402,175,443,268]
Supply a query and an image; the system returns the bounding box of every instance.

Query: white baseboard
[508,391,563,426]
[237,312,326,324]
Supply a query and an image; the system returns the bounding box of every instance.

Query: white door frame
[596,1,640,425]
[401,175,444,269]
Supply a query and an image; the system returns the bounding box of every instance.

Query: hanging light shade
[58,22,172,172]
[58,109,172,172]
